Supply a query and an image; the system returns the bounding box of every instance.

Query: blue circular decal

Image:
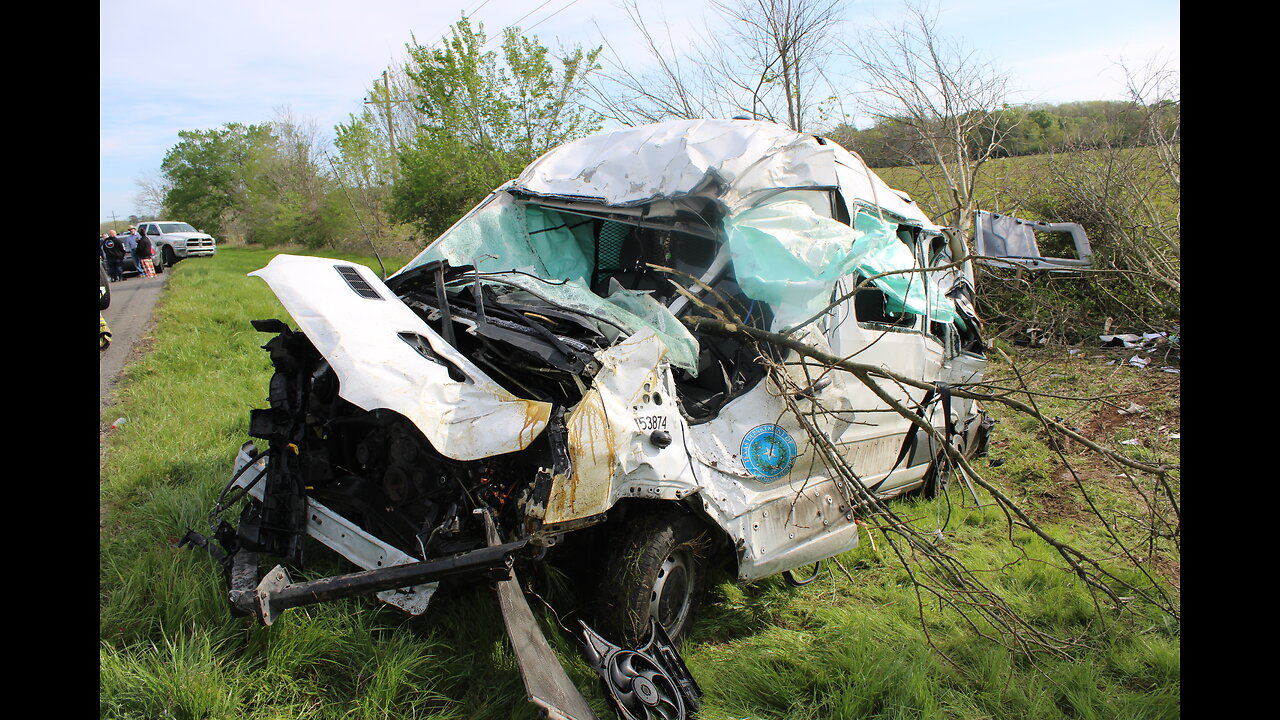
[741,424,797,481]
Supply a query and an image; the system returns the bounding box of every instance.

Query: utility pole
[363,70,413,178]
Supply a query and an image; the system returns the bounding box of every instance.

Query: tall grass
[101,247,1178,719]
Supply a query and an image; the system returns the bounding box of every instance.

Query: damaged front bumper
[183,445,697,720]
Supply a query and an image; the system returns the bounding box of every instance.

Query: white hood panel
[250,254,551,461]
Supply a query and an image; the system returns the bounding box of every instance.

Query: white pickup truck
[137,221,217,269]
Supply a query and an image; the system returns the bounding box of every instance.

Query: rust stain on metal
[545,390,617,524]
[518,400,552,448]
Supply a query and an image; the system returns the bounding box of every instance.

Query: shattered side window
[853,271,919,329]
[725,200,958,330]
[924,233,951,345]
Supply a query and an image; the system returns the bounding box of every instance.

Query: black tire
[100,264,111,310]
[596,510,709,645]
[162,245,177,268]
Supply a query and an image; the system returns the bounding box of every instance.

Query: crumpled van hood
[250,254,551,460]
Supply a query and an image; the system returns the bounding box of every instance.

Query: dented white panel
[250,254,551,461]
[680,331,868,581]
[545,328,700,524]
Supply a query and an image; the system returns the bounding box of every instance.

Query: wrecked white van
[191,118,991,720]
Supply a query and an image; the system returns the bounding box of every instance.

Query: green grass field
[100,247,1179,720]
[874,146,1179,225]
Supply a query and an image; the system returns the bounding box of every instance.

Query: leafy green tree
[161,123,271,235]
[244,108,341,248]
[391,17,602,237]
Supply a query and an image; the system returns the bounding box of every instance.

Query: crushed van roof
[511,118,937,227]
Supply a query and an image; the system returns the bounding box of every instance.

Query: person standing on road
[122,226,139,276]
[102,230,126,282]
[135,228,154,276]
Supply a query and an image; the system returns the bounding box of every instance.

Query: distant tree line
[100,215,161,234]
[827,99,1180,168]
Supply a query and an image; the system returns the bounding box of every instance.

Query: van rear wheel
[596,510,708,646]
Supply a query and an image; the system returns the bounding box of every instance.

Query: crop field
[100,246,1179,720]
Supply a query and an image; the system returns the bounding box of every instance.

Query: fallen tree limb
[683,315,1175,476]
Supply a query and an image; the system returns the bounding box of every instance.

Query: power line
[523,0,583,35]
[479,0,558,51]
[505,0,559,31]
[427,0,496,50]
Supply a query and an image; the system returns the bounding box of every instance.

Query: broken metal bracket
[483,508,600,720]
[228,549,260,617]
[253,540,525,626]
[174,528,228,566]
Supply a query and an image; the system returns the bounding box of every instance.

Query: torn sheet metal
[546,328,699,525]
[1100,334,1145,348]
[1100,332,1171,350]
[973,210,1093,270]
[682,329,864,581]
[250,254,552,461]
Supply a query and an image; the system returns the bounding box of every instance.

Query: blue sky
[99,0,1179,223]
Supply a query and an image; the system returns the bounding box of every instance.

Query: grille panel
[335,265,383,300]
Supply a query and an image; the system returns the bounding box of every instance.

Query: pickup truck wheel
[162,245,177,267]
[596,511,708,645]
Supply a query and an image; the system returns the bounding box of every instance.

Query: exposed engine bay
[234,200,777,574]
